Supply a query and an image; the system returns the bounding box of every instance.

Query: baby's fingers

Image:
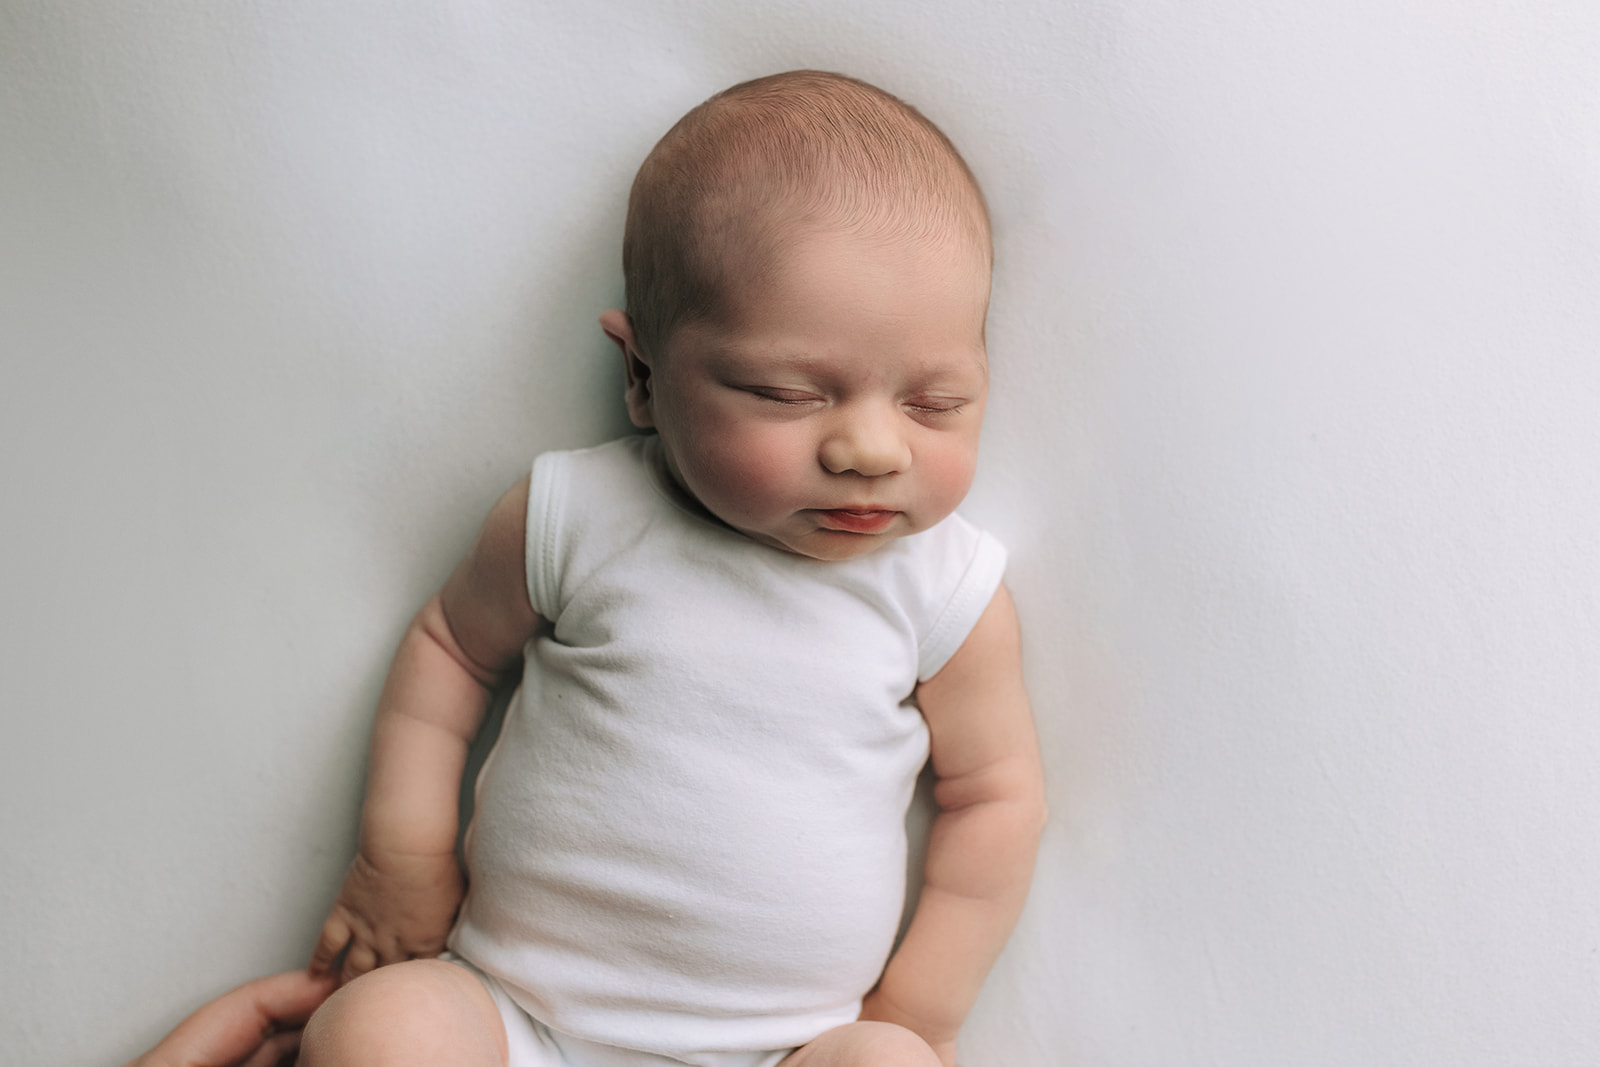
[339,939,380,986]
[309,914,352,977]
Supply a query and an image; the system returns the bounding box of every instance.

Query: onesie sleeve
[523,450,569,621]
[916,521,1008,682]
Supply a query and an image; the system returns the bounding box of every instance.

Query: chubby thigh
[303,954,803,1067]
[299,958,511,1067]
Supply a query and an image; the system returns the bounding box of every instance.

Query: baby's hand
[309,848,464,985]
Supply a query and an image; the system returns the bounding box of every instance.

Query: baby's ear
[600,309,654,429]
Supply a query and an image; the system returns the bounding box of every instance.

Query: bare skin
[300,960,507,1067]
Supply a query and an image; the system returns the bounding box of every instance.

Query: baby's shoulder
[860,514,1008,681]
[523,436,672,613]
[532,435,663,516]
[536,434,654,482]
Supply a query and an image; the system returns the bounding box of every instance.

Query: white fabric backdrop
[4,2,1598,1064]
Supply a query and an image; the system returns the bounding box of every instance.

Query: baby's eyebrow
[702,336,990,384]
[705,344,827,374]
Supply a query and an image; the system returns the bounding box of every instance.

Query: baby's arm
[861,584,1047,1067]
[310,478,539,984]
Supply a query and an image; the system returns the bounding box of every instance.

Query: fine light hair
[622,70,992,358]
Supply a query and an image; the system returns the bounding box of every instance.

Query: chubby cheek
[916,435,981,523]
[677,414,807,522]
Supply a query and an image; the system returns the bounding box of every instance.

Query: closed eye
[747,387,823,405]
[906,397,967,416]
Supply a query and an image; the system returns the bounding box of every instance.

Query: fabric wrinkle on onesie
[447,435,1007,1067]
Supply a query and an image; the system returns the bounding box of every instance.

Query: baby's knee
[788,1021,942,1067]
[851,1024,941,1067]
[300,960,505,1067]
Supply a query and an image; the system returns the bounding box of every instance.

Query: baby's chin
[742,522,918,562]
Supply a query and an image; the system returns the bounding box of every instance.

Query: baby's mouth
[815,509,899,534]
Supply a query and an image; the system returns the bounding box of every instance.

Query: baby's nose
[820,415,910,477]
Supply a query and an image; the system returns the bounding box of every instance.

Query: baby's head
[600,71,993,561]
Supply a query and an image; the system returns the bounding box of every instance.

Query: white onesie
[448,435,1006,1066]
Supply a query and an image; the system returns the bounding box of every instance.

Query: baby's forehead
[698,221,990,340]
[706,178,991,279]
[724,199,990,282]
[623,71,990,358]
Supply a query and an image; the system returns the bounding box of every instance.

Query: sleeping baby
[301,69,1046,1067]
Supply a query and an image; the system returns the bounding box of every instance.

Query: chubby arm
[861,584,1047,1067]
[310,477,540,984]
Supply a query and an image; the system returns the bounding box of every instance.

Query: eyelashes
[906,400,966,416]
[747,388,821,405]
[743,388,967,417]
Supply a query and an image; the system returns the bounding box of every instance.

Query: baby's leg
[779,1023,941,1067]
[300,959,508,1067]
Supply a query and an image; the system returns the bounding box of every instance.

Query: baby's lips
[815,508,900,534]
